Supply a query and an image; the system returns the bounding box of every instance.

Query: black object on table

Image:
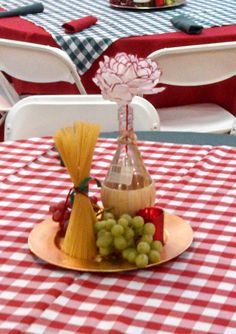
[171,14,203,35]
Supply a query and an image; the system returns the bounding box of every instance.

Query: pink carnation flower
[93,52,164,104]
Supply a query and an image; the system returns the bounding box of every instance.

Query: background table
[103,131,236,146]
[0,3,236,116]
[0,136,236,333]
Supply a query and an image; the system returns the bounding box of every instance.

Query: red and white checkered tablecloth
[0,137,236,334]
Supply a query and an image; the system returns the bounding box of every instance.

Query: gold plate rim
[28,213,193,272]
[110,0,186,11]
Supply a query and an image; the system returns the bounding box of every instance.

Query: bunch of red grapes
[49,196,100,235]
[49,200,71,235]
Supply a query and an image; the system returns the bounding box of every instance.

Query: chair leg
[0,111,7,126]
[230,119,236,135]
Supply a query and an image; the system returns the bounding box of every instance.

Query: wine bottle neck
[118,103,136,143]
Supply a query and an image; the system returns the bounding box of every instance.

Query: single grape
[137,241,151,254]
[139,234,153,244]
[126,248,138,264]
[99,247,112,257]
[122,248,131,260]
[97,229,107,238]
[105,218,116,231]
[56,200,67,211]
[143,223,156,236]
[94,220,106,232]
[62,209,71,221]
[114,236,128,250]
[124,227,135,240]
[118,217,129,228]
[148,250,161,263]
[103,211,115,220]
[120,213,132,223]
[132,216,145,230]
[134,226,143,237]
[96,232,113,248]
[135,254,149,268]
[52,209,63,222]
[49,203,57,214]
[126,238,135,248]
[151,240,163,252]
[111,224,124,237]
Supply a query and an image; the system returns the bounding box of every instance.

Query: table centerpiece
[93,52,164,217]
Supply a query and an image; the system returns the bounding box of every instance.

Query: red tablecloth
[0,137,236,333]
[0,14,236,115]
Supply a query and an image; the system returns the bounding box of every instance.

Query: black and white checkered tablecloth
[3,0,236,74]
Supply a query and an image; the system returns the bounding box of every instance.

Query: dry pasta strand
[54,121,100,260]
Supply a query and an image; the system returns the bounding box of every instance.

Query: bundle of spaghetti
[54,121,100,260]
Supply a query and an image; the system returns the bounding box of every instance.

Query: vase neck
[118,103,136,143]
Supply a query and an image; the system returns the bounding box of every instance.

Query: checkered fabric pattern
[0,137,236,333]
[2,0,236,74]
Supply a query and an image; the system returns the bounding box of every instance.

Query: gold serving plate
[28,213,193,272]
[110,0,186,10]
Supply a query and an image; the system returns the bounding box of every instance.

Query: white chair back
[0,38,86,94]
[4,95,160,141]
[149,42,236,86]
[0,38,86,127]
[148,41,236,133]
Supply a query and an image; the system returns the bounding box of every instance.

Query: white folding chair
[0,38,86,125]
[148,42,236,133]
[4,95,160,141]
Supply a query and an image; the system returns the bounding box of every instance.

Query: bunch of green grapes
[94,212,163,268]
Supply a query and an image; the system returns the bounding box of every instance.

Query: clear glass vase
[101,103,156,217]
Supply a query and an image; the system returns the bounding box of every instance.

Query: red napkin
[62,15,97,34]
